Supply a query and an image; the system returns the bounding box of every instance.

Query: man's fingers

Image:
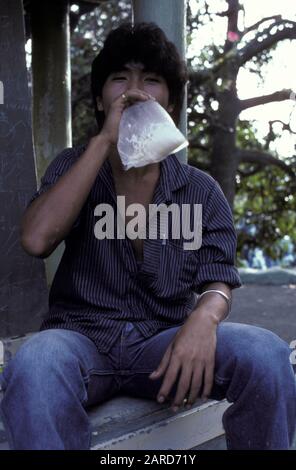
[156,358,180,403]
[129,89,155,99]
[172,365,192,410]
[202,360,215,399]
[186,365,204,407]
[149,344,172,380]
[122,89,155,105]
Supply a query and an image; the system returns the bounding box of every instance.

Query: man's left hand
[149,310,218,412]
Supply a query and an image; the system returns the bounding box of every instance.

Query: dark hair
[91,22,188,131]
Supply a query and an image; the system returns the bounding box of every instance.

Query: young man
[0,23,295,450]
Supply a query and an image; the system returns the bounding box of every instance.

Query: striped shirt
[28,144,242,353]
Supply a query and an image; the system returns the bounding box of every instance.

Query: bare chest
[113,176,159,262]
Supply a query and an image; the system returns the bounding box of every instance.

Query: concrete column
[0,0,48,336]
[31,0,71,286]
[132,0,187,163]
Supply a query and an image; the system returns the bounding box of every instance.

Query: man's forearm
[190,282,233,325]
[21,134,111,258]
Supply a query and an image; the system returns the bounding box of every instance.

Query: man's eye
[112,76,127,81]
[145,77,160,82]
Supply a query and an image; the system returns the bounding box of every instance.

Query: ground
[230,283,296,345]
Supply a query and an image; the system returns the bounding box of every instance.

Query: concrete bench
[0,334,229,450]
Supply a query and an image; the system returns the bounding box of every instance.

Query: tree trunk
[210,60,240,209]
[210,0,240,209]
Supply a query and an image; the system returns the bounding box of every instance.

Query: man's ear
[96,97,104,111]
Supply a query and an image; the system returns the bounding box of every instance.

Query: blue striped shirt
[28,144,242,353]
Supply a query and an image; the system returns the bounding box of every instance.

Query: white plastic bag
[117,100,188,170]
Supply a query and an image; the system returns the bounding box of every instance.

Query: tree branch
[269,119,296,135]
[239,20,296,66]
[238,164,264,177]
[224,0,240,54]
[240,89,294,110]
[236,149,295,177]
[264,118,296,151]
[189,18,296,88]
[242,15,282,36]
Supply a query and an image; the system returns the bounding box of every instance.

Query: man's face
[96,61,174,116]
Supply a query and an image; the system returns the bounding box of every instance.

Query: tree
[187,0,296,209]
[186,0,296,263]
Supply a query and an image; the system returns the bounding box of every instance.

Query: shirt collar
[161,154,190,201]
[99,153,190,203]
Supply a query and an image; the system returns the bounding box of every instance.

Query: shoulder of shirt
[56,143,88,161]
[171,155,217,195]
[48,144,88,172]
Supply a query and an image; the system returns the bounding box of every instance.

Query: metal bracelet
[197,289,231,316]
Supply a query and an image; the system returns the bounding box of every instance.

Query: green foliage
[234,120,296,263]
[235,163,296,262]
[236,120,264,150]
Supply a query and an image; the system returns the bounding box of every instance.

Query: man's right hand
[100,89,155,146]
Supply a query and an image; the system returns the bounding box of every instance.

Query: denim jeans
[0,321,295,450]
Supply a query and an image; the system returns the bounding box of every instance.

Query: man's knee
[2,330,83,389]
[216,323,294,398]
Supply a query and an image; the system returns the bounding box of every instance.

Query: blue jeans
[0,322,295,450]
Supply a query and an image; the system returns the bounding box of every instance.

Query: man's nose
[127,75,143,91]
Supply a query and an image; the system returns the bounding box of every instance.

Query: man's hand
[100,90,155,146]
[149,309,218,412]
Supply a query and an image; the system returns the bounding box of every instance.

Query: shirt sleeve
[27,146,86,230]
[191,180,242,294]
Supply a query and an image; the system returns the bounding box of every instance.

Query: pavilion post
[31,0,71,286]
[132,0,188,163]
[0,0,48,336]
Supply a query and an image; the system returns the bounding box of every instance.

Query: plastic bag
[117,100,188,170]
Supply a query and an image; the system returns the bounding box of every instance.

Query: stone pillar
[31,0,71,286]
[0,0,48,336]
[132,0,187,163]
